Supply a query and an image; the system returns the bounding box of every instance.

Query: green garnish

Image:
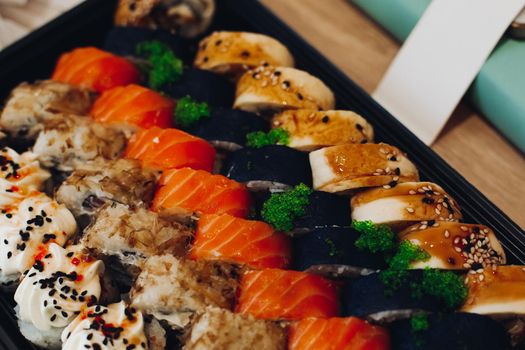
[175,95,210,128]
[136,40,183,90]
[261,183,313,231]
[410,313,429,332]
[246,128,289,148]
[353,220,396,254]
[415,268,468,309]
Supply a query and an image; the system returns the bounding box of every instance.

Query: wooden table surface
[261,0,525,229]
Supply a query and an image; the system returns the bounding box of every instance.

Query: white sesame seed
[454,247,462,253]
[383,185,391,189]
[444,230,450,238]
[408,190,417,195]
[406,207,415,213]
[479,274,485,281]
[460,226,468,231]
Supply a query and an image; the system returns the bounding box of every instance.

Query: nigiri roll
[351,182,462,229]
[115,0,215,38]
[400,222,506,270]
[55,158,159,220]
[288,317,390,350]
[14,244,105,349]
[151,167,251,223]
[124,127,216,172]
[62,301,151,350]
[236,268,339,321]
[292,226,385,278]
[221,145,313,191]
[52,47,140,93]
[194,31,294,78]
[0,147,50,206]
[234,66,335,114]
[389,313,510,350]
[0,193,76,288]
[32,115,127,172]
[272,109,374,151]
[0,80,94,140]
[130,255,239,328]
[310,143,419,194]
[90,84,175,132]
[185,307,287,350]
[82,202,193,277]
[190,213,291,269]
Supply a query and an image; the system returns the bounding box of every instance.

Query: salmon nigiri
[90,84,174,129]
[125,127,216,172]
[52,47,140,93]
[190,213,291,269]
[151,168,251,221]
[236,268,339,320]
[289,317,391,350]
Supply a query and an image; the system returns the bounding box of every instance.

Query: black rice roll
[292,226,385,278]
[104,26,194,63]
[221,145,313,191]
[162,68,235,107]
[184,108,269,151]
[389,313,511,350]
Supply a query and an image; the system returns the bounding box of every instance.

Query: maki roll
[32,115,127,172]
[114,0,215,38]
[0,192,76,288]
[0,80,94,141]
[236,268,339,321]
[234,66,335,114]
[62,301,152,350]
[310,143,419,194]
[52,47,140,93]
[13,244,106,349]
[400,222,506,270]
[292,226,385,278]
[55,158,159,219]
[293,191,350,232]
[184,307,287,350]
[389,313,510,350]
[194,31,294,79]
[130,255,239,328]
[190,213,291,269]
[151,167,251,223]
[222,145,313,191]
[272,109,374,151]
[351,181,463,229]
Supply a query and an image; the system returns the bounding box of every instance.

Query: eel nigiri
[236,268,339,321]
[125,127,216,172]
[288,317,390,350]
[51,47,140,93]
[151,167,251,222]
[190,213,291,269]
[90,84,175,131]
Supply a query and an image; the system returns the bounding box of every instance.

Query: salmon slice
[151,168,251,219]
[90,84,174,129]
[288,317,391,350]
[125,127,216,172]
[52,47,140,93]
[236,268,339,320]
[190,213,291,269]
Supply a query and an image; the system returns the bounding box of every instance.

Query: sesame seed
[406,207,415,213]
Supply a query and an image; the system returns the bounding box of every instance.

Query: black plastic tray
[0,0,524,348]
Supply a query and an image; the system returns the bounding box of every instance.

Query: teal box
[352,0,525,152]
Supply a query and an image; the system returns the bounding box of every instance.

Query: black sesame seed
[296,92,304,100]
[395,168,401,175]
[66,252,74,257]
[7,252,12,259]
[322,116,329,123]
[240,50,250,58]
[355,123,363,131]
[389,156,397,161]
[61,311,68,318]
[48,289,56,296]
[5,213,12,218]
[28,207,33,212]
[388,181,398,188]
[87,333,93,340]
[50,314,56,322]
[422,197,435,204]
[215,39,222,46]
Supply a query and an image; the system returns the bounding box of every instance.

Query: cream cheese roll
[310,143,419,193]
[400,222,506,270]
[234,66,335,113]
[351,181,462,229]
[194,31,294,78]
[272,109,374,151]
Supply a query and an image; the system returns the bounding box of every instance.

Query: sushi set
[0,0,523,349]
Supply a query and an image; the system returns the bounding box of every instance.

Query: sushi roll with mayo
[0,80,94,142]
[130,254,239,329]
[272,109,374,151]
[55,158,160,220]
[194,31,294,79]
[351,181,462,230]
[32,115,127,172]
[234,66,335,114]
[310,143,419,194]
